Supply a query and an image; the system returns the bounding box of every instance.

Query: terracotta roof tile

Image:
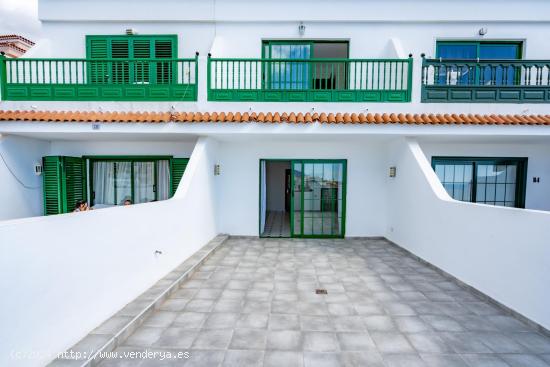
[1,110,550,126]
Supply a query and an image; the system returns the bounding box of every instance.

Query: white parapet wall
[0,137,220,367]
[386,138,550,331]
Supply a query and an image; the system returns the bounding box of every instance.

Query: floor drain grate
[315,289,328,295]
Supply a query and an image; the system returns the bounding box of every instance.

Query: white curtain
[115,161,132,205]
[157,160,170,200]
[134,162,155,204]
[93,162,115,205]
[260,161,267,234]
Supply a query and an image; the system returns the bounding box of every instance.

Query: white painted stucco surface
[386,138,550,331]
[0,137,220,367]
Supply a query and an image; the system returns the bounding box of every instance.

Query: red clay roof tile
[0,110,550,126]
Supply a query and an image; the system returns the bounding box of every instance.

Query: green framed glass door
[290,160,347,238]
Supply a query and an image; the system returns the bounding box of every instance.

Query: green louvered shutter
[62,157,87,213]
[133,39,151,83]
[154,39,176,84]
[170,158,189,196]
[42,156,63,215]
[87,38,109,83]
[111,39,130,84]
[42,156,86,215]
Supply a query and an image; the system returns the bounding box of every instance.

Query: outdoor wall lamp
[478,27,488,36]
[389,166,397,178]
[298,22,306,36]
[214,164,221,176]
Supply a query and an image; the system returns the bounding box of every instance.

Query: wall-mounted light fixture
[126,28,137,35]
[34,163,43,176]
[478,27,488,36]
[298,22,306,36]
[214,164,221,176]
[389,166,397,178]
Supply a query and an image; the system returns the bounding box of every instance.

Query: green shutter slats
[42,156,62,215]
[63,157,87,213]
[111,40,130,84]
[133,39,151,83]
[42,156,86,215]
[154,40,175,84]
[170,158,189,196]
[88,38,109,83]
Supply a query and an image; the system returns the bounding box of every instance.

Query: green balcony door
[291,160,347,238]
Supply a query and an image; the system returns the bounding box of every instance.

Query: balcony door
[436,41,522,85]
[262,41,349,91]
[291,160,347,238]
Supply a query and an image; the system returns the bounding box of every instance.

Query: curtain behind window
[157,160,170,201]
[134,162,155,204]
[93,161,115,205]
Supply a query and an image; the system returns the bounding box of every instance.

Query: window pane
[157,160,170,201]
[134,162,155,204]
[479,44,520,59]
[115,162,132,205]
[93,161,115,205]
[437,44,477,59]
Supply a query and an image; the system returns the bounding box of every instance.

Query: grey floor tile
[499,354,550,367]
[304,352,342,367]
[173,312,207,329]
[332,316,366,332]
[269,314,300,330]
[303,332,339,352]
[191,329,233,349]
[153,327,198,349]
[460,354,511,367]
[362,315,397,331]
[301,315,334,331]
[236,312,269,329]
[186,350,225,367]
[229,328,267,350]
[420,354,469,367]
[370,332,416,354]
[512,332,550,353]
[222,350,263,367]
[203,312,239,329]
[267,330,303,350]
[394,316,431,333]
[340,351,385,367]
[406,332,454,353]
[336,332,376,351]
[142,311,178,328]
[382,353,428,367]
[264,351,303,367]
[125,327,164,347]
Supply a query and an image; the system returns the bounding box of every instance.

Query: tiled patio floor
[100,237,550,367]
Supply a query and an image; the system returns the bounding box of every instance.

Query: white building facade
[1,1,550,365]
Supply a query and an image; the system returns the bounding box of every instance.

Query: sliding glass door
[291,160,347,238]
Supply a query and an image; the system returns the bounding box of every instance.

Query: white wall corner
[386,37,406,59]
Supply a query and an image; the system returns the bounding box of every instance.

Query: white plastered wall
[0,137,220,367]
[386,138,550,331]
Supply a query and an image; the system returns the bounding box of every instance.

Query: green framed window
[87,156,188,207]
[261,40,349,90]
[86,35,178,84]
[432,157,527,208]
[435,40,522,86]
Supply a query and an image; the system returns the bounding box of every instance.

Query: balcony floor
[100,238,550,367]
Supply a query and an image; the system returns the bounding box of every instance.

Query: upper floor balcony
[421,57,550,103]
[0,54,198,101]
[207,56,413,103]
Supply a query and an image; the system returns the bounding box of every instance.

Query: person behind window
[73,200,91,212]
[123,199,132,206]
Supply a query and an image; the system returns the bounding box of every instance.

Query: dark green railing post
[0,52,7,101]
[407,54,414,102]
[195,52,200,101]
[207,53,212,101]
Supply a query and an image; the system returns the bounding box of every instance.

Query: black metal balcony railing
[422,56,550,103]
[0,54,198,101]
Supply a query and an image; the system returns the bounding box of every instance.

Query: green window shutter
[170,158,189,196]
[62,157,87,213]
[87,37,109,83]
[42,156,86,215]
[111,39,130,84]
[154,39,175,84]
[132,39,151,83]
[42,156,63,215]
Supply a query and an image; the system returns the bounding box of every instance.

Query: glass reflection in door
[292,160,345,237]
[134,161,155,204]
